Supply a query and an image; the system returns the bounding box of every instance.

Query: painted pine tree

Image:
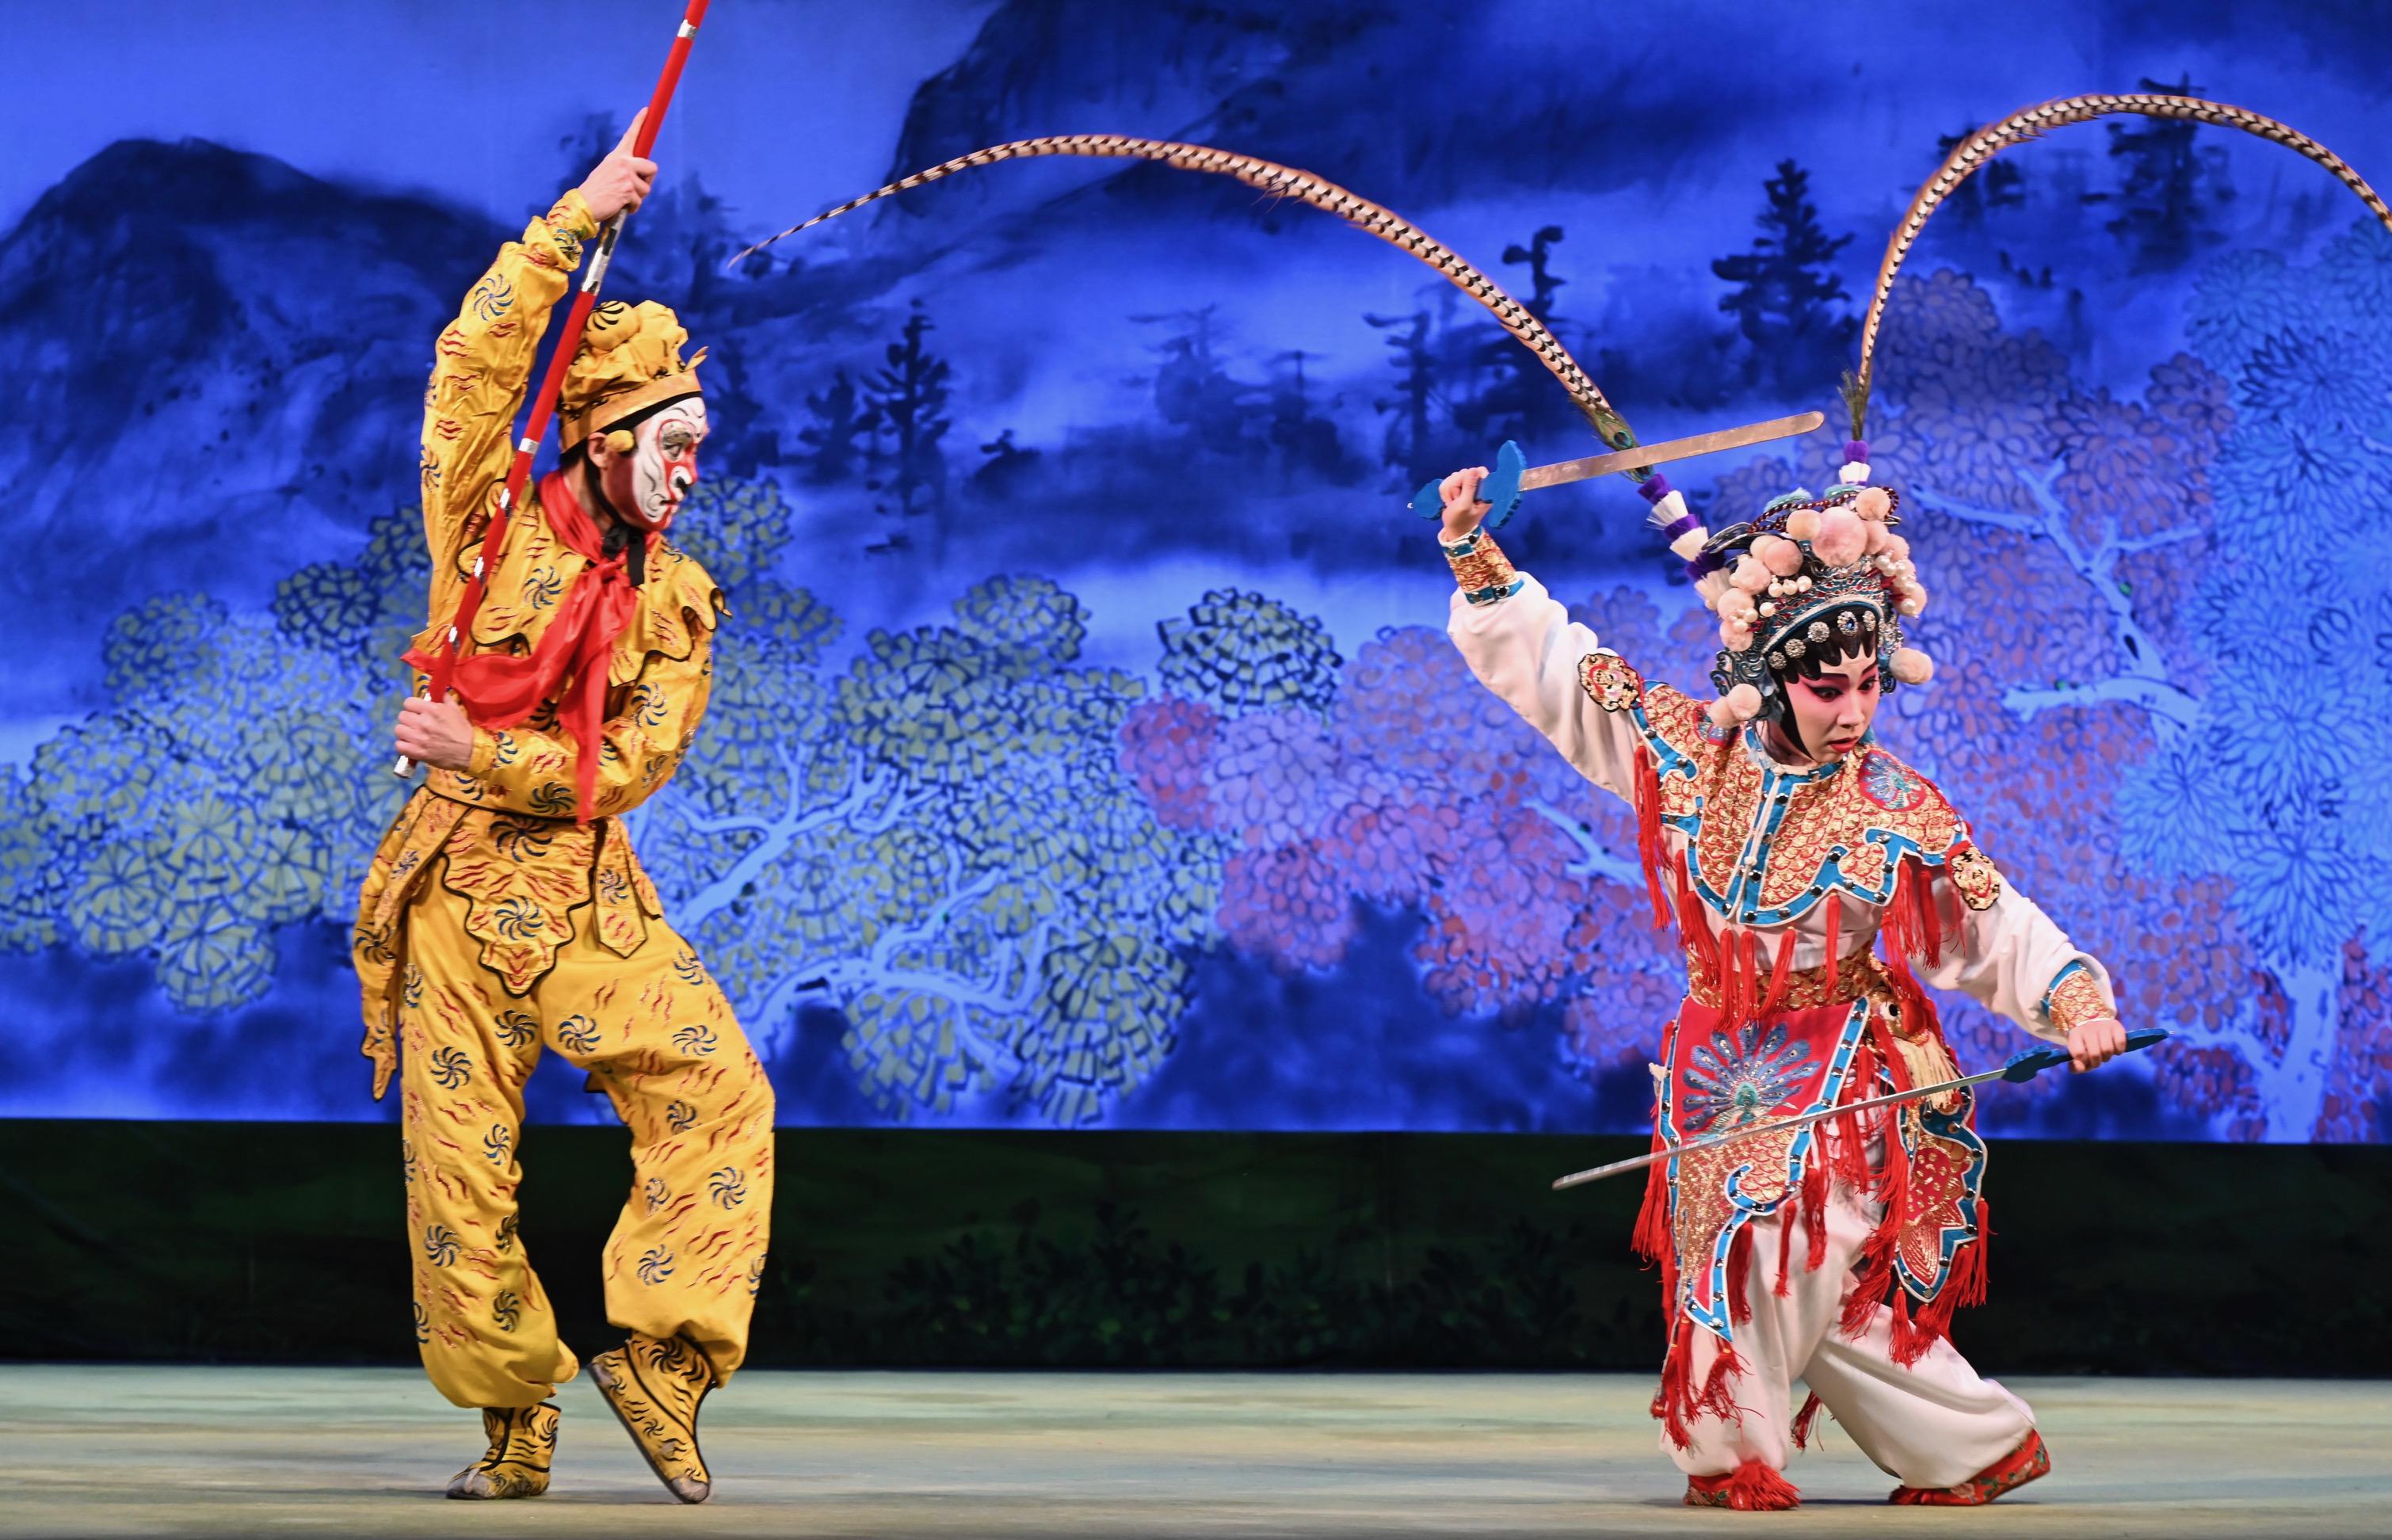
[1711,159,1858,392]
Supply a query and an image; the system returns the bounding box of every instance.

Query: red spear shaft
[396,0,713,775]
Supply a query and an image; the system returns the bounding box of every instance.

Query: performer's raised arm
[1437,464,1703,806]
[416,120,657,590]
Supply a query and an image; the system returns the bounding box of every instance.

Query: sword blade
[1548,1063,2005,1191]
[1519,412,1825,492]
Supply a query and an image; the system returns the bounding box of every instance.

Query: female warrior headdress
[1664,93,2392,734]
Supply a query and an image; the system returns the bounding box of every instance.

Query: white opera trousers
[1664,1184,2035,1489]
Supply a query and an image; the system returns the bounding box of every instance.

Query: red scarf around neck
[407,471,647,823]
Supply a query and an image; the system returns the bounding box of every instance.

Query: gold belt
[1683,943,1896,1014]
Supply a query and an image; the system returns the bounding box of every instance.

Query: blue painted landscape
[2,0,2387,1140]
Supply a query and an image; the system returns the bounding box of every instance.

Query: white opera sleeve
[1918,876,2115,1045]
[1446,572,1649,806]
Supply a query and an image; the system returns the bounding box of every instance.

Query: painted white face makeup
[606,397,708,531]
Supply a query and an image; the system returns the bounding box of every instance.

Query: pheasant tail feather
[1849,94,2392,436]
[732,135,1642,459]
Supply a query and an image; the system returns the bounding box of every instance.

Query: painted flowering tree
[641,478,1224,1126]
[2124,220,2392,1139]
[1747,228,2392,1139]
[0,513,420,1013]
[0,471,1229,1130]
[1104,227,2391,1143]
[1120,585,1708,1091]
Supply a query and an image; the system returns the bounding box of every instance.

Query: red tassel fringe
[1802,1160,1829,1272]
[1883,857,1944,969]
[1841,1222,1897,1341]
[1632,1126,1671,1264]
[1673,860,1717,978]
[1633,745,1669,930]
[1821,890,1844,995]
[1890,1285,1955,1366]
[1825,1035,1878,1198]
[1774,1187,1796,1297]
[1727,1224,1755,1325]
[1760,926,1798,1015]
[1958,1199,1992,1307]
[1791,1391,1825,1451]
[1654,1317,1747,1450]
[1653,1317,1694,1447]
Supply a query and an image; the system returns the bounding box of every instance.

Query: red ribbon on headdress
[406,472,645,823]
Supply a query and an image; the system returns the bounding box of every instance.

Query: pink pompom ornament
[1812,509,1868,568]
[1753,535,1805,577]
[1855,486,1893,522]
[1890,646,1935,684]
[1707,683,1764,726]
[1717,589,1757,624]
[1731,556,1772,593]
[1785,508,1822,542]
[1864,521,1891,556]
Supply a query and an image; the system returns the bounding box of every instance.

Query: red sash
[406,472,645,823]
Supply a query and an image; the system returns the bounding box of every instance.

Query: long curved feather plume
[1849,93,2392,438]
[731,135,1644,459]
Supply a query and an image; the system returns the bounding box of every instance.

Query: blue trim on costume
[1893,1092,1990,1302]
[1671,730,1967,931]
[1460,575,1527,606]
[2037,959,2091,1027]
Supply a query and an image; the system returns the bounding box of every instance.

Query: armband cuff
[1446,529,1520,605]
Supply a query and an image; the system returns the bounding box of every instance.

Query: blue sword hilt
[1410,440,1528,528]
[1999,1025,2170,1082]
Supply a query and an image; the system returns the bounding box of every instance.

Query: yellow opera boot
[589,1332,716,1504]
[445,1402,559,1500]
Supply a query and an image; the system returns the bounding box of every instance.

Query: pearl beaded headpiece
[1638,441,1934,729]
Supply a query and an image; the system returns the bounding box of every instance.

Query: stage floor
[2,1367,2384,1537]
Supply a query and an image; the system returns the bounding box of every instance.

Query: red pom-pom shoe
[1889,1428,2051,1506]
[1684,1459,1803,1511]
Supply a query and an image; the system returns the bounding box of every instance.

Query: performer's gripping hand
[1438,466,1493,542]
[577,110,659,223]
[2067,1018,2130,1073]
[395,693,475,773]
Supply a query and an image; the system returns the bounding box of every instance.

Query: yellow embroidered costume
[353,191,773,1426]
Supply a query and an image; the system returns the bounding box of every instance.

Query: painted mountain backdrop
[2,0,2387,1141]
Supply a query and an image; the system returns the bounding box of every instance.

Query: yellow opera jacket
[353,191,725,1099]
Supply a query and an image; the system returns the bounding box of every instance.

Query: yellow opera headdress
[558,299,706,454]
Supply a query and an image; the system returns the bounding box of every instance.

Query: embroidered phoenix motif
[1681,1022,1814,1134]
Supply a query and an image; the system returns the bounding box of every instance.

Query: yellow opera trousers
[353,189,771,1409]
[387,869,773,1408]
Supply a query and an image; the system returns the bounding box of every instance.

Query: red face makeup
[601,397,708,532]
